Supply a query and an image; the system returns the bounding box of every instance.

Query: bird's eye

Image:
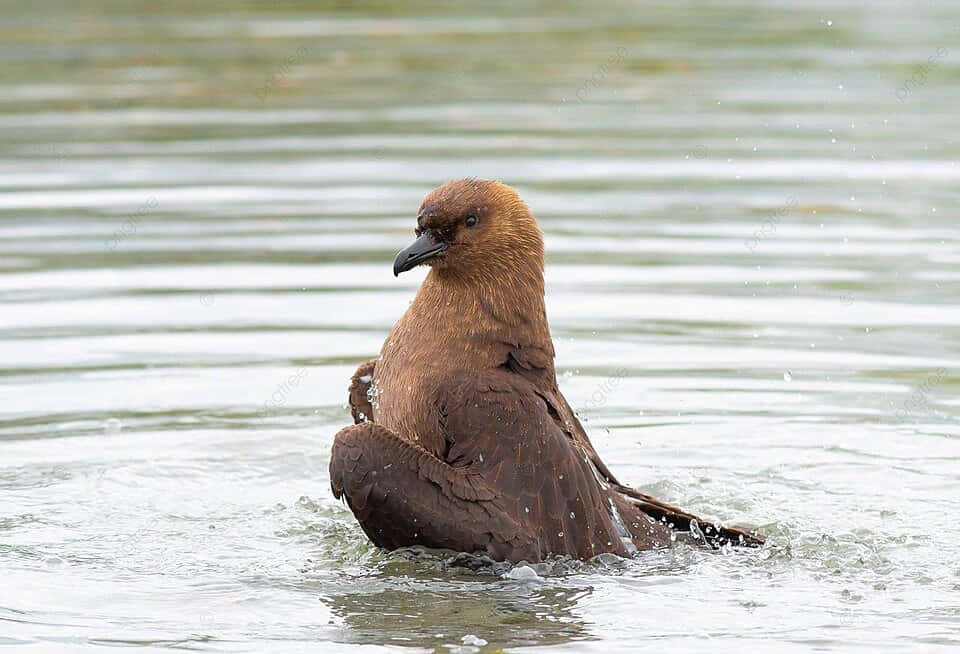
[465,215,478,227]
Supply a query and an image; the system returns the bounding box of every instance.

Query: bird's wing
[545,388,625,485]
[502,345,624,486]
[330,421,535,560]
[438,371,649,559]
[504,362,765,548]
[347,359,377,424]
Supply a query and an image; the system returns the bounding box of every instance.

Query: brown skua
[330,179,763,562]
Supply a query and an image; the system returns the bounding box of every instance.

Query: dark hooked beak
[393,232,448,276]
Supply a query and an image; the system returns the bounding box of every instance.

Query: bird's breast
[371,323,449,457]
[371,296,520,458]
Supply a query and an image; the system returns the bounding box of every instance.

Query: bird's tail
[616,486,765,548]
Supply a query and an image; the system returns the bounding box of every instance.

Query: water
[1,1,959,651]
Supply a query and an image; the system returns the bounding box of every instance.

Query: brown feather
[332,178,763,563]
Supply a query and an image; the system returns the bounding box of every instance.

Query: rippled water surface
[2,1,959,652]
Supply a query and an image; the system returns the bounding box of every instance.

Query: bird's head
[393,179,544,280]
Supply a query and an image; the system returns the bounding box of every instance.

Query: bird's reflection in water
[321,548,594,650]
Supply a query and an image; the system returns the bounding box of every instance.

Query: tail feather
[616,485,765,548]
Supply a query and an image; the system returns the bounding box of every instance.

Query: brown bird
[330,179,762,562]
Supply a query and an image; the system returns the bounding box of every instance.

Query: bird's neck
[411,260,554,360]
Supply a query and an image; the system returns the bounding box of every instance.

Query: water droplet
[570,512,576,519]
[504,565,540,581]
[558,531,564,538]
[783,371,793,382]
